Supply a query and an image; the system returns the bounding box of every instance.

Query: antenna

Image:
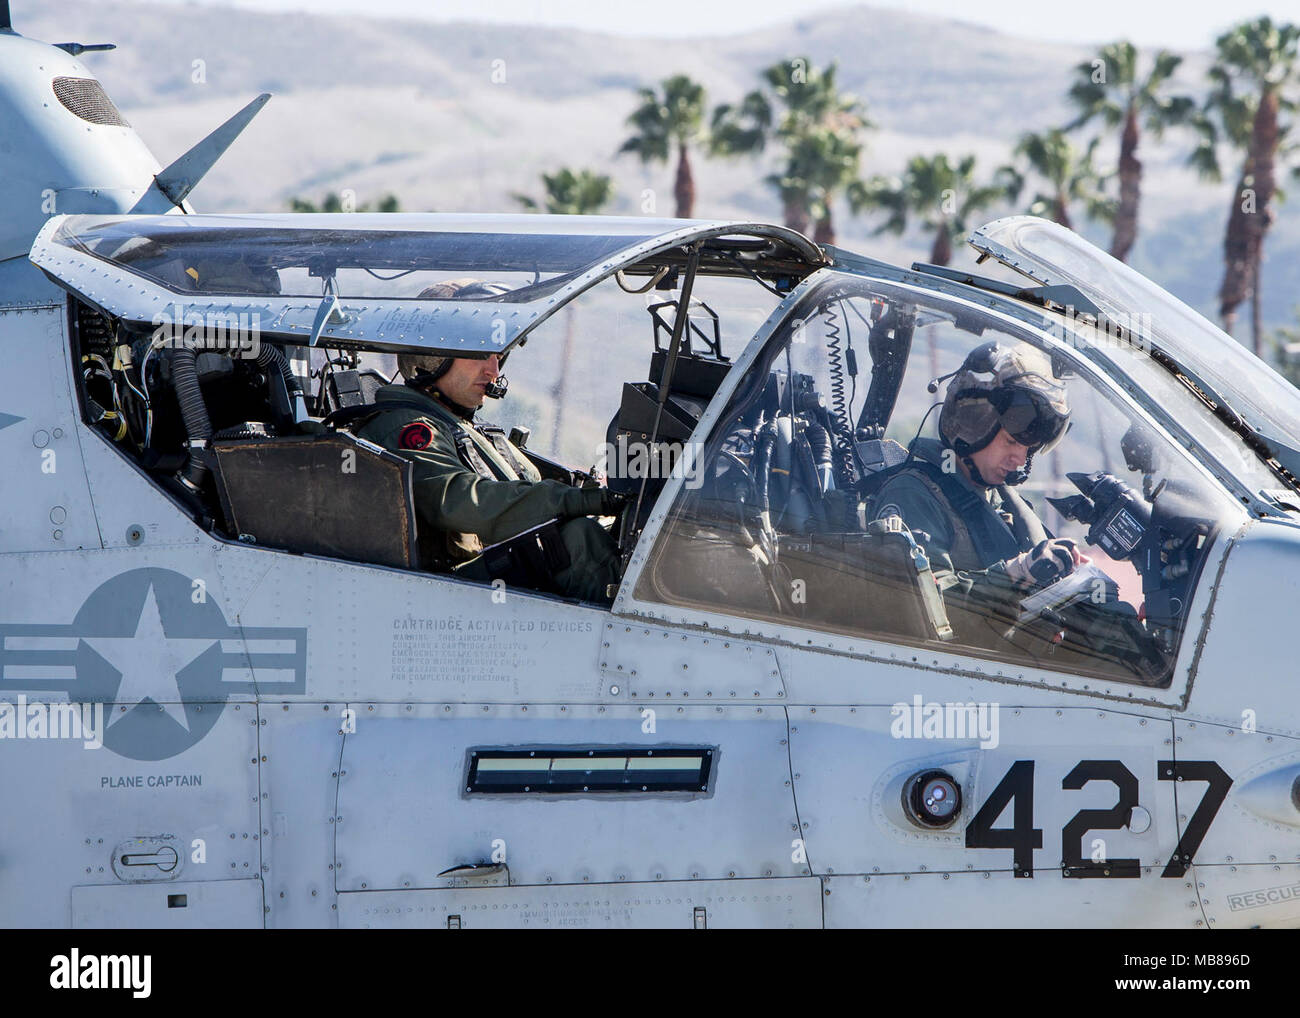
[53,42,116,55]
[152,93,271,208]
[1,1,12,32]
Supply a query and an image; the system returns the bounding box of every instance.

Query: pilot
[872,341,1083,616]
[355,281,623,602]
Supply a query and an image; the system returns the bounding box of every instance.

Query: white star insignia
[85,582,217,732]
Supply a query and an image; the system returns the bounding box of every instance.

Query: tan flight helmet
[938,340,1070,484]
[398,278,513,386]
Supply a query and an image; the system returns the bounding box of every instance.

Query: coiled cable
[821,300,856,487]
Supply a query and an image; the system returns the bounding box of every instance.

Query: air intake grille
[51,76,130,127]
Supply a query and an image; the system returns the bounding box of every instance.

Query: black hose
[256,343,303,396]
[170,348,213,490]
[805,422,833,489]
[753,421,776,517]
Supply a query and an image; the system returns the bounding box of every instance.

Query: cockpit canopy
[31,213,825,356]
[970,216,1300,477]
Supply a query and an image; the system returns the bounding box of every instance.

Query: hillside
[14,0,1299,342]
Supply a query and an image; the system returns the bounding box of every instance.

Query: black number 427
[964,760,1231,878]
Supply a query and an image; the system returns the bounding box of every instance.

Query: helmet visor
[991,382,1069,453]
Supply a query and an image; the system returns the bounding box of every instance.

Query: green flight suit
[871,439,1166,682]
[356,384,619,602]
[872,438,1048,643]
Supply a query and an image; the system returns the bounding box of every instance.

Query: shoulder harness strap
[996,484,1048,548]
[478,425,532,479]
[871,457,1020,565]
[452,430,497,481]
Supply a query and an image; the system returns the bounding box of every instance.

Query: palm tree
[1008,129,1115,229]
[512,168,613,215]
[288,193,400,212]
[797,125,869,245]
[711,57,871,243]
[619,75,708,218]
[1188,65,1257,346]
[513,168,614,446]
[852,154,1018,378]
[1065,41,1195,262]
[853,153,1017,267]
[1190,17,1300,354]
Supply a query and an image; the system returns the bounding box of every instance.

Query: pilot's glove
[599,489,630,516]
[1005,538,1080,588]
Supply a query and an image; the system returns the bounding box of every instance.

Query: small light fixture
[903,769,962,829]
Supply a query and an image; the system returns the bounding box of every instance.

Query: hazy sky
[132,0,1300,50]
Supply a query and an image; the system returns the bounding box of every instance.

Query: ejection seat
[211,431,419,569]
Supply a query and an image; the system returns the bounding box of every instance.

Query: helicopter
[2,3,1299,930]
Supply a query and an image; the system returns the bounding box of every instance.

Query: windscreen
[638,273,1242,691]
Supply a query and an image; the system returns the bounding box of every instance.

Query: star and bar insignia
[0,567,307,761]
